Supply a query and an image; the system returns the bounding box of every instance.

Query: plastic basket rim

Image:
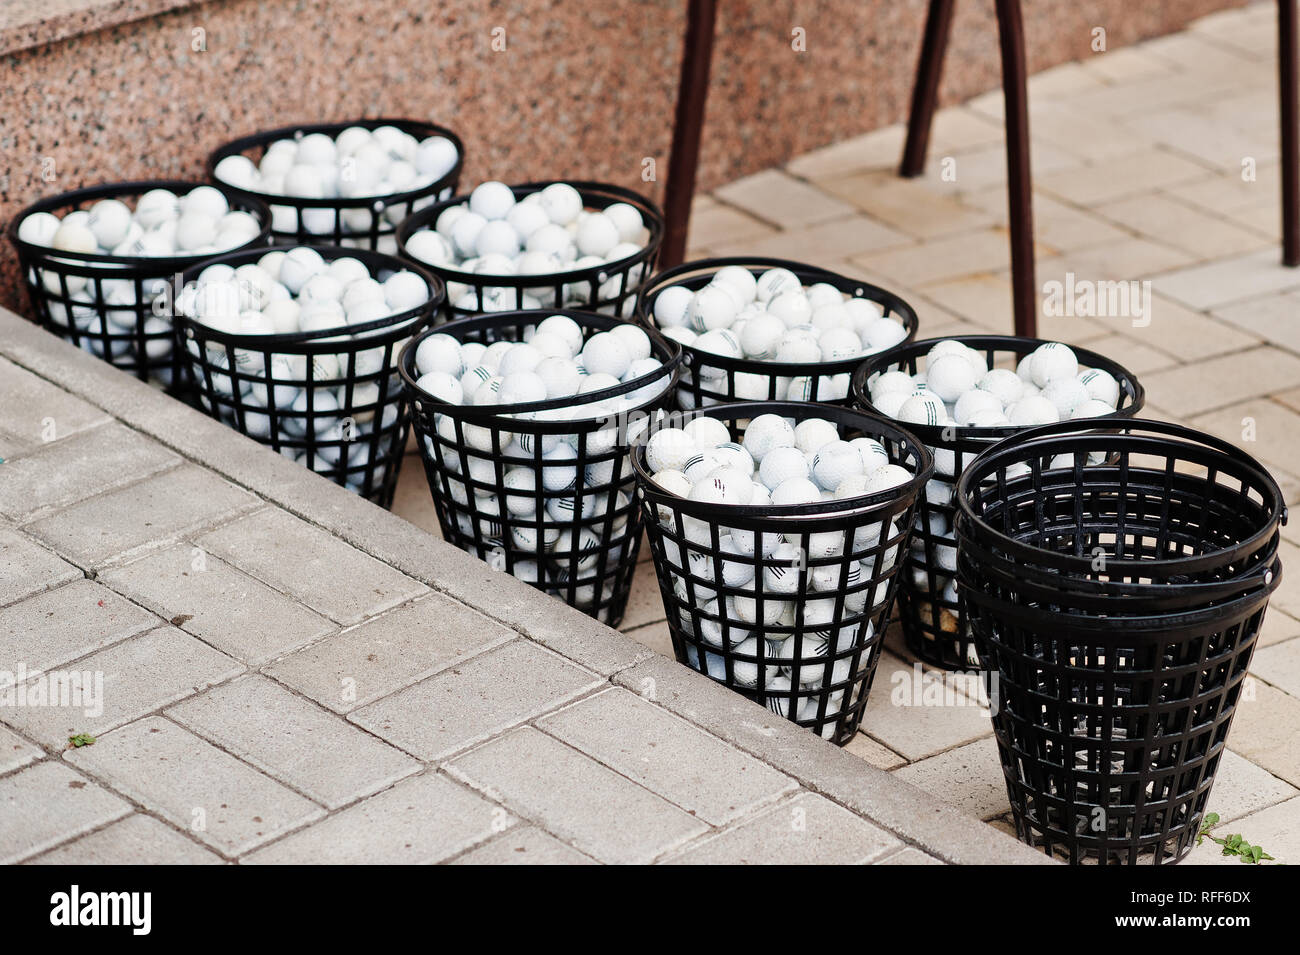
[954,418,1288,579]
[851,334,1148,440]
[398,307,684,420]
[956,532,1280,612]
[633,255,921,377]
[395,179,665,287]
[954,515,1281,606]
[954,477,1280,587]
[962,559,1279,635]
[7,178,274,271]
[172,243,444,349]
[206,117,465,211]
[631,400,934,518]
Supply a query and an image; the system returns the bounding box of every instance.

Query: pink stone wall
[0,0,1244,312]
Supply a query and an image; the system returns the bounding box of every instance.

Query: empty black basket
[955,419,1286,864]
[632,401,932,744]
[852,336,1145,670]
[174,246,442,507]
[7,180,271,392]
[399,309,682,626]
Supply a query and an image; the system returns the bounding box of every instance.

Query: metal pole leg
[661,0,718,269]
[997,0,1037,337]
[901,0,957,178]
[1281,0,1299,266]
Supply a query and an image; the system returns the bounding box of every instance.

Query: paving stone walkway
[0,313,1043,866]
[401,2,1300,865]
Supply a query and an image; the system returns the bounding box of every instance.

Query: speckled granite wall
[0,0,1244,313]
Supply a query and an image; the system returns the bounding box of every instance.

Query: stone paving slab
[1204,749,1299,824]
[266,594,515,714]
[349,639,603,761]
[100,545,336,666]
[0,579,158,675]
[446,726,710,865]
[0,761,131,864]
[0,528,80,608]
[537,687,797,827]
[0,422,178,521]
[23,464,259,569]
[664,792,902,865]
[0,355,110,450]
[892,738,1009,822]
[1182,795,1300,865]
[196,508,428,627]
[67,716,325,857]
[25,813,225,865]
[1224,679,1300,787]
[168,675,420,810]
[1251,637,1300,700]
[713,169,854,229]
[611,655,1051,865]
[0,625,242,746]
[243,773,503,865]
[448,825,597,865]
[0,725,41,774]
[860,652,993,762]
[882,847,946,865]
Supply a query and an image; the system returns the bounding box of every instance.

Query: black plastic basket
[7,180,272,391]
[851,336,1145,670]
[399,309,683,626]
[964,564,1278,865]
[636,257,919,410]
[631,401,933,744]
[953,419,1286,865]
[208,118,464,252]
[173,246,442,507]
[396,180,663,320]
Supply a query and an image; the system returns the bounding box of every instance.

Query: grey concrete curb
[0,307,1054,864]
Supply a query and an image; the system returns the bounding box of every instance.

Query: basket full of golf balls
[636,257,917,410]
[632,402,933,744]
[953,419,1285,864]
[209,118,464,252]
[8,180,271,390]
[399,310,682,625]
[851,336,1145,670]
[397,180,663,319]
[172,246,443,507]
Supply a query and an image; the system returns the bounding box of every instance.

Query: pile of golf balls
[402,181,651,314]
[411,316,670,416]
[650,266,910,404]
[867,340,1122,653]
[644,412,917,733]
[410,316,673,618]
[17,188,264,374]
[212,125,460,248]
[173,247,435,491]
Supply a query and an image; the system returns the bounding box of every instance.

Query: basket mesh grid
[8,180,271,391]
[851,336,1146,670]
[633,401,932,744]
[400,309,682,627]
[175,246,442,508]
